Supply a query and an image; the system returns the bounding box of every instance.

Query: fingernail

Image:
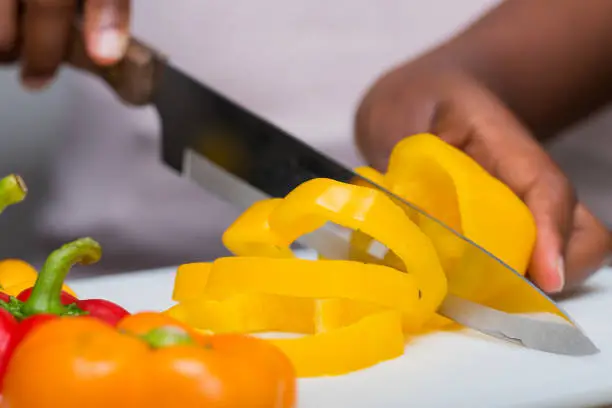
[94,30,127,62]
[22,77,52,91]
[548,256,565,294]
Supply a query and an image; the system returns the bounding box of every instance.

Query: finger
[433,87,574,294]
[0,0,17,52]
[563,204,610,289]
[522,172,575,293]
[22,0,77,89]
[83,0,130,65]
[354,70,444,171]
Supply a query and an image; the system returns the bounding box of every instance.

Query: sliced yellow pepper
[169,179,447,377]
[167,292,315,335]
[171,262,316,335]
[268,309,405,377]
[168,133,539,377]
[193,257,421,315]
[225,178,447,330]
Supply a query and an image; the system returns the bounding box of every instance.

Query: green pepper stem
[0,174,27,213]
[22,238,102,316]
[141,326,195,349]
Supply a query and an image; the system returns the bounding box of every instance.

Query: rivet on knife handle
[66,25,166,106]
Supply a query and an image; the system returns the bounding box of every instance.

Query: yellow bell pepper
[0,259,75,297]
[382,133,536,301]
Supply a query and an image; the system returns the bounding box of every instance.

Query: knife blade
[78,36,598,356]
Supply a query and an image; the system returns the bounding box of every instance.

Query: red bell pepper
[16,288,128,326]
[0,238,130,325]
[0,309,16,389]
[16,288,77,306]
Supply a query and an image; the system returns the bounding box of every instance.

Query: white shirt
[38,0,611,273]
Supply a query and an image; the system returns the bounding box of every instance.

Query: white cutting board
[67,266,612,408]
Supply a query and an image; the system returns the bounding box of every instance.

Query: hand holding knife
[2,0,130,89]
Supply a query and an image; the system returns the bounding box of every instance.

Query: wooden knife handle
[65,25,166,106]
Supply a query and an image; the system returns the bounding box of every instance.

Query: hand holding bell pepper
[2,313,297,408]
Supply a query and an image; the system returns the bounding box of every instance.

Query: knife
[58,31,598,356]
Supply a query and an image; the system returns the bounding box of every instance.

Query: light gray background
[0,0,609,271]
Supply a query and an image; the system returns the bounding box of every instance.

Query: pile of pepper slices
[0,175,297,408]
[165,133,537,377]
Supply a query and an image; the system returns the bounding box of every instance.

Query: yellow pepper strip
[348,167,458,331]
[353,166,386,186]
[221,178,447,330]
[171,262,316,335]
[222,199,294,259]
[166,293,315,335]
[264,178,447,329]
[268,309,405,377]
[203,257,421,314]
[349,165,460,330]
[172,262,214,302]
[0,259,75,297]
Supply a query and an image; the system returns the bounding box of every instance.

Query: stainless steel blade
[438,295,599,355]
[154,62,598,355]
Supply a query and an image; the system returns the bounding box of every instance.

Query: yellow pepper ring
[167,292,315,335]
[201,257,422,314]
[221,199,294,259]
[268,309,405,378]
[265,178,447,329]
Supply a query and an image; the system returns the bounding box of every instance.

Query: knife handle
[65,25,165,106]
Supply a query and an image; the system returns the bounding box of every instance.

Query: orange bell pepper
[2,313,296,408]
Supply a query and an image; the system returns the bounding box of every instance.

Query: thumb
[521,179,574,293]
